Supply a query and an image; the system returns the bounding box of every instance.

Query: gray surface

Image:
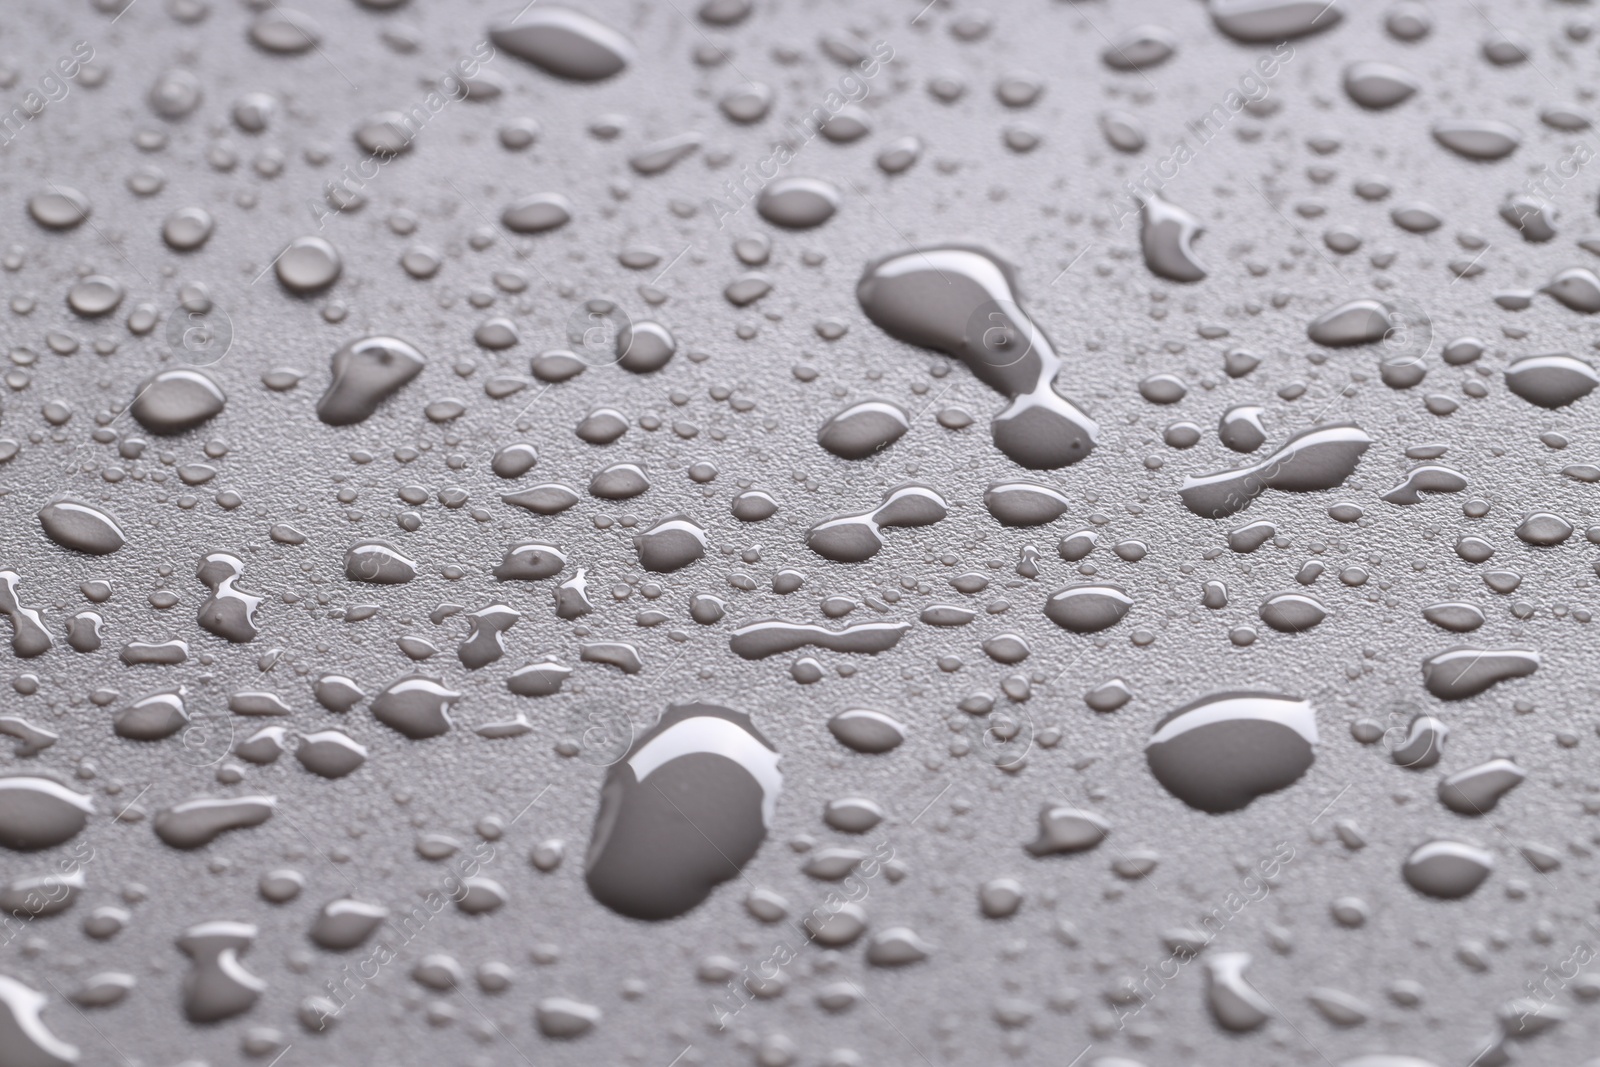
[1,0,1598,1065]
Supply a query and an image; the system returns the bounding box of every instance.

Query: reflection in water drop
[1043,584,1132,633]
[1178,423,1371,518]
[1420,647,1539,700]
[828,709,906,753]
[1402,839,1493,899]
[490,6,634,81]
[857,245,1097,468]
[129,368,227,435]
[586,703,780,920]
[817,400,909,459]
[0,777,93,850]
[633,515,707,572]
[756,178,840,229]
[984,481,1070,526]
[178,921,266,1023]
[1503,353,1599,408]
[1146,692,1317,813]
[1209,0,1343,42]
[316,336,425,426]
[0,572,53,657]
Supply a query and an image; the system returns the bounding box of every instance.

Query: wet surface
[1,1,1599,1065]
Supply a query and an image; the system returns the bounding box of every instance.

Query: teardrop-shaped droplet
[316,336,425,426]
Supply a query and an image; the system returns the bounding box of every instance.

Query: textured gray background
[1,0,1598,1064]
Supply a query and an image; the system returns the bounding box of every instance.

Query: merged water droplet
[0,974,79,1065]
[807,484,948,562]
[196,553,261,643]
[1138,194,1207,282]
[1381,464,1468,505]
[0,572,53,657]
[857,245,1097,468]
[1179,423,1372,518]
[154,795,275,848]
[177,921,266,1022]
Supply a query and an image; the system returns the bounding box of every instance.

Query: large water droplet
[0,777,93,850]
[1145,692,1317,813]
[489,6,634,81]
[129,368,227,435]
[586,703,779,920]
[316,336,425,426]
